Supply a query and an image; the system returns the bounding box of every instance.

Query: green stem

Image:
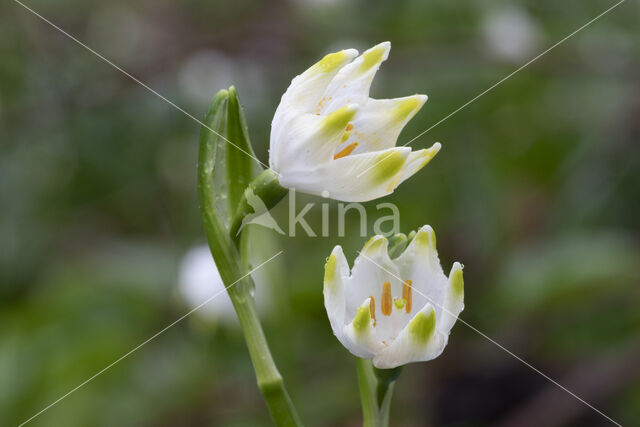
[357,358,379,427]
[200,208,301,426]
[356,358,399,427]
[230,287,302,426]
[229,169,288,243]
[199,127,301,426]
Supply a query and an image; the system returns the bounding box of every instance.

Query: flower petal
[346,236,401,320]
[342,297,385,358]
[398,143,440,183]
[438,262,464,335]
[277,49,358,115]
[323,246,350,341]
[390,225,448,319]
[271,49,357,169]
[337,95,428,155]
[270,105,359,172]
[317,42,391,115]
[278,147,411,202]
[372,303,446,369]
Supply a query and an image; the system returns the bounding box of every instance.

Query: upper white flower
[270,42,440,202]
[323,226,464,368]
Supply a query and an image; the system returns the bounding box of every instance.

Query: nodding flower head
[270,42,440,202]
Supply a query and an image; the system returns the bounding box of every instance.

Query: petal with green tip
[316,42,390,114]
[276,48,358,115]
[438,262,464,334]
[278,146,411,202]
[393,225,447,319]
[338,95,429,155]
[323,246,349,341]
[399,143,441,182]
[372,303,446,369]
[342,298,385,358]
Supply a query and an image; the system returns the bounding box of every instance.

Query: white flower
[482,7,540,63]
[323,226,464,368]
[178,245,271,324]
[270,42,440,202]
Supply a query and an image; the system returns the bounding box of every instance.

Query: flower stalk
[229,168,288,243]
[357,358,401,427]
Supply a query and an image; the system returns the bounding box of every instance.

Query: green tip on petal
[409,308,436,345]
[359,44,387,73]
[353,301,372,335]
[450,262,464,298]
[324,253,337,289]
[419,143,441,169]
[372,150,407,185]
[392,95,426,123]
[414,225,436,251]
[314,50,351,73]
[322,105,358,136]
[363,236,386,254]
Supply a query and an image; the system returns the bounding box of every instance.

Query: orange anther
[333,142,358,160]
[402,279,412,313]
[369,296,376,327]
[381,282,392,316]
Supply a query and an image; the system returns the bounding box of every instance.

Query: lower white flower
[323,226,464,368]
[179,245,271,324]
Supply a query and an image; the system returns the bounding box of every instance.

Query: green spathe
[226,86,259,214]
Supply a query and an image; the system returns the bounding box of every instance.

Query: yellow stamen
[369,296,376,327]
[345,123,354,131]
[333,142,358,160]
[381,282,392,316]
[402,279,412,313]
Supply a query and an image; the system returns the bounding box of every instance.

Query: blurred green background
[1,0,639,426]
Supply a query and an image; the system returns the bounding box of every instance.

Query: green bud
[387,233,408,258]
